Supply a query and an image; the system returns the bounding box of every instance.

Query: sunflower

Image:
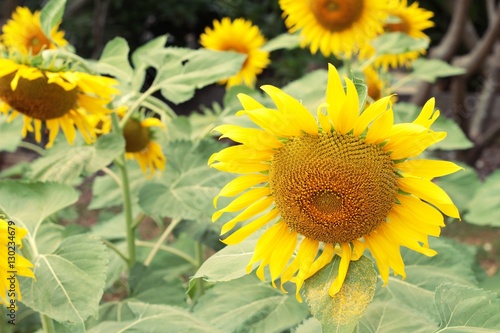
[0,58,118,148]
[279,0,388,58]
[0,218,34,304]
[363,66,384,102]
[200,18,270,88]
[1,6,68,55]
[361,0,434,70]
[120,109,166,176]
[209,64,460,300]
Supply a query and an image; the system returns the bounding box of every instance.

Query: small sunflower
[361,0,434,70]
[0,58,118,148]
[120,109,166,176]
[279,0,388,58]
[200,18,270,88]
[210,64,460,300]
[1,6,68,55]
[363,66,384,102]
[0,218,34,304]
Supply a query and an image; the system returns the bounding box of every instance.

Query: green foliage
[0,116,23,152]
[39,0,66,39]
[465,170,500,226]
[371,32,429,56]
[411,59,466,83]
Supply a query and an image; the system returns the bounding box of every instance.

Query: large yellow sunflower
[1,6,68,55]
[361,0,434,70]
[120,109,166,176]
[0,218,34,304]
[0,58,118,148]
[209,64,460,300]
[200,18,270,88]
[279,0,388,58]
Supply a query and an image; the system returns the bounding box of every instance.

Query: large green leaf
[262,33,300,52]
[0,116,23,152]
[194,275,309,333]
[138,139,235,221]
[282,69,328,113]
[95,37,134,81]
[156,49,245,104]
[87,302,224,333]
[191,235,258,284]
[302,256,377,333]
[411,59,465,83]
[39,0,66,40]
[464,170,500,226]
[435,284,500,332]
[0,181,78,234]
[20,234,109,327]
[29,133,125,185]
[357,300,438,333]
[295,318,322,333]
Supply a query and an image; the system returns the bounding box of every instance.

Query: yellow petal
[292,238,320,302]
[326,64,345,126]
[212,187,270,221]
[261,85,318,135]
[208,145,274,165]
[353,96,392,136]
[213,174,269,207]
[365,108,394,144]
[237,108,302,138]
[413,98,439,128]
[210,161,269,174]
[398,177,460,218]
[212,125,283,150]
[222,209,278,245]
[237,93,265,110]
[397,159,463,179]
[268,223,298,281]
[317,103,332,132]
[304,243,335,279]
[329,243,352,296]
[336,78,359,135]
[220,196,274,234]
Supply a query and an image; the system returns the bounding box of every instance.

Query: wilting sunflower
[209,64,460,300]
[361,0,434,70]
[0,58,118,148]
[1,6,68,55]
[279,0,388,58]
[120,109,166,176]
[200,18,270,88]
[0,218,34,304]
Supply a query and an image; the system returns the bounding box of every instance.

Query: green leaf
[29,133,125,185]
[87,302,225,333]
[295,318,322,333]
[131,35,170,69]
[353,75,368,110]
[191,235,257,284]
[435,283,500,331]
[465,170,500,226]
[411,59,465,83]
[302,256,377,333]
[0,116,23,152]
[138,140,235,220]
[128,263,188,307]
[20,234,109,326]
[194,275,309,333]
[372,32,429,56]
[39,0,66,40]
[95,37,133,81]
[156,49,246,104]
[262,33,300,52]
[0,181,78,234]
[358,300,438,333]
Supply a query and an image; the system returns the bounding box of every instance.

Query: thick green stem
[40,314,55,333]
[195,242,205,297]
[117,159,136,269]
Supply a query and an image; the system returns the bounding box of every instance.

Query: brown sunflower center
[28,34,50,55]
[122,118,151,152]
[269,132,398,244]
[309,0,364,32]
[0,72,77,120]
[384,15,410,34]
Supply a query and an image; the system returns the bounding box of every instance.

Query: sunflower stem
[194,241,205,298]
[40,314,55,333]
[101,239,128,263]
[117,156,136,269]
[144,218,182,266]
